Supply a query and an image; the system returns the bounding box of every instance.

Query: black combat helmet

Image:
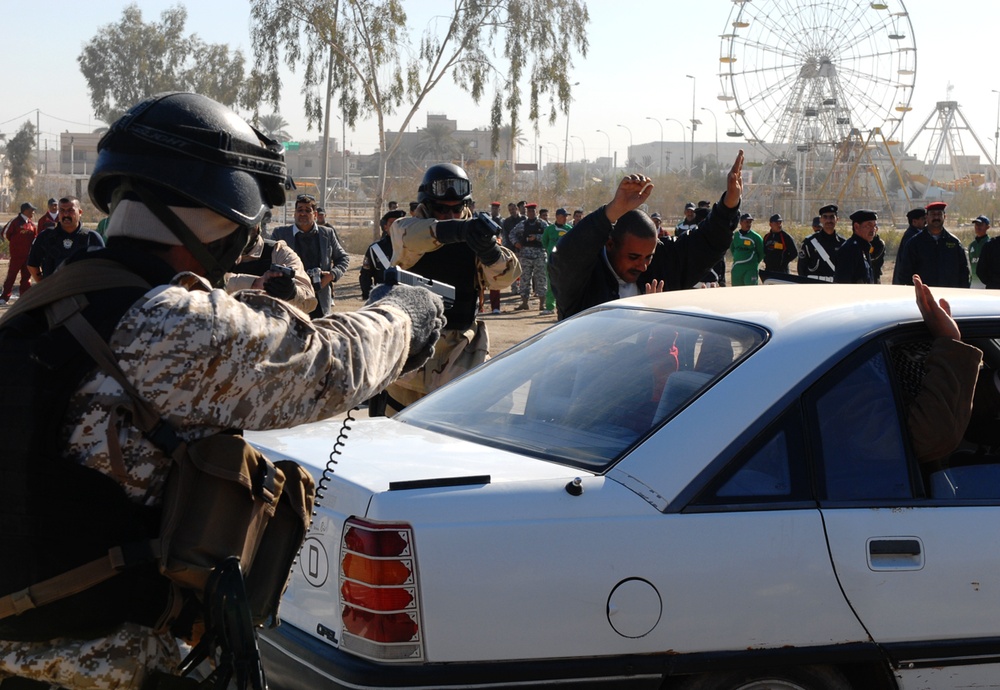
[417,163,472,205]
[89,92,287,227]
[89,93,288,286]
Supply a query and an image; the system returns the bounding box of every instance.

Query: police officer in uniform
[892,208,927,285]
[834,209,878,284]
[894,201,969,288]
[797,203,845,281]
[510,202,548,311]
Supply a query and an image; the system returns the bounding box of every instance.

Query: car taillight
[339,518,423,661]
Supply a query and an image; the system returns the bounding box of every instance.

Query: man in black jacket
[894,201,969,288]
[549,151,743,320]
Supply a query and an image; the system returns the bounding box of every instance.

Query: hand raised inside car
[914,274,961,341]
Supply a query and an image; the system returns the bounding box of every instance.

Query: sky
[3,0,998,168]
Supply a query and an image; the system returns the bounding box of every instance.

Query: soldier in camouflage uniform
[379,163,520,414]
[509,203,548,312]
[0,93,444,690]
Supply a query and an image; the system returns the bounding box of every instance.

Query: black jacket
[833,235,874,284]
[762,230,798,272]
[549,194,738,320]
[891,225,923,285]
[896,228,969,288]
[797,230,845,280]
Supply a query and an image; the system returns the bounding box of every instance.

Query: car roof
[618,284,998,344]
[606,284,999,508]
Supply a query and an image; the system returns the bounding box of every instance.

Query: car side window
[809,348,912,502]
[692,409,811,506]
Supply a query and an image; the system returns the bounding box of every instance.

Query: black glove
[263,273,297,301]
[435,218,501,264]
[367,283,447,373]
[433,219,470,245]
[464,217,502,265]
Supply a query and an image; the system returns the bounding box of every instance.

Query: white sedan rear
[253,284,1000,690]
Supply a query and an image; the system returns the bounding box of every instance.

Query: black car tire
[671,665,853,690]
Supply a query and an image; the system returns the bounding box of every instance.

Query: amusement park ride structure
[719,0,998,225]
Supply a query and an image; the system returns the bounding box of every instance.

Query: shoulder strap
[808,235,836,271]
[0,258,151,328]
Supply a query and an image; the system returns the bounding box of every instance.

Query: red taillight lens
[340,518,423,656]
[342,607,418,643]
[343,524,409,557]
[341,580,414,611]
[341,552,412,585]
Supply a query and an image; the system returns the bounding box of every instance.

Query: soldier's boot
[514,296,530,311]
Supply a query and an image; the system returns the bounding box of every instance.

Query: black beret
[849,209,878,224]
[819,204,838,215]
[906,208,926,221]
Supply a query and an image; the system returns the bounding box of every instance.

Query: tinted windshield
[398,308,766,472]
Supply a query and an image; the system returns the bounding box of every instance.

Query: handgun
[383,266,456,308]
[269,263,295,278]
[475,212,503,236]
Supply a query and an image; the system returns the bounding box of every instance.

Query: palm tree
[257,113,292,143]
[411,123,463,162]
[497,123,527,164]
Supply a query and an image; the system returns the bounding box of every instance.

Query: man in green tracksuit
[730,212,764,285]
[541,208,572,314]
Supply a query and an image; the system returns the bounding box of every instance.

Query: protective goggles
[425,177,471,200]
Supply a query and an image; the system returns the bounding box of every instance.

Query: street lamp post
[571,134,587,188]
[616,124,633,168]
[686,75,698,173]
[564,81,579,166]
[700,107,719,166]
[645,117,664,176]
[546,141,559,168]
[665,118,687,173]
[596,129,612,193]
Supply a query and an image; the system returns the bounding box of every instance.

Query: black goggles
[426,177,470,200]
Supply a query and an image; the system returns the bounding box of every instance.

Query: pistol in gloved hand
[366,283,447,373]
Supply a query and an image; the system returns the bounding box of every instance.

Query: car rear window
[397,308,766,472]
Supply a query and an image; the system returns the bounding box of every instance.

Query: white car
[251,284,1000,690]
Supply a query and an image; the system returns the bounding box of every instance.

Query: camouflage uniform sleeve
[271,238,319,313]
[113,285,412,432]
[388,216,439,268]
[478,244,520,290]
[389,216,520,289]
[509,220,525,247]
[222,240,317,314]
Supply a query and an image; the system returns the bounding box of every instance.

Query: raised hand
[606,174,654,223]
[723,149,745,209]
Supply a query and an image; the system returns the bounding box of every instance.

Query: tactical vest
[408,242,478,332]
[521,220,544,249]
[0,251,177,640]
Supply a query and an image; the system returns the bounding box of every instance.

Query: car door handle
[870,539,921,556]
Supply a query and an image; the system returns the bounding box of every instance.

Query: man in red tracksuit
[2,202,38,303]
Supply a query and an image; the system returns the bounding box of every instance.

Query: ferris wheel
[719,0,916,159]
